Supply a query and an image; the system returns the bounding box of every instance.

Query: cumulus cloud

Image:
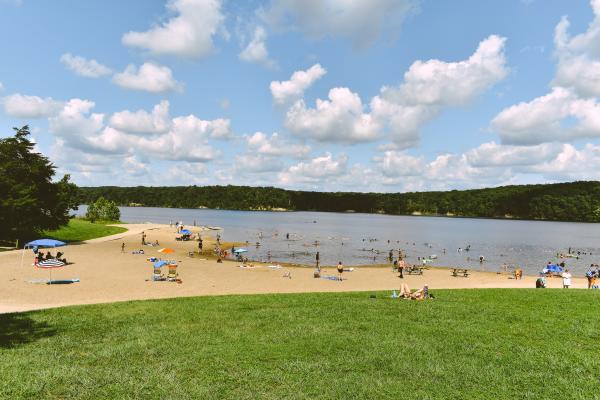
[239,26,276,68]
[112,62,182,93]
[378,151,424,177]
[60,53,112,78]
[2,94,64,118]
[278,152,347,184]
[46,97,231,163]
[465,142,564,167]
[279,36,506,146]
[246,131,310,157]
[372,35,508,145]
[122,0,225,58]
[552,2,600,97]
[261,0,417,49]
[491,87,600,145]
[270,63,326,105]
[235,154,285,173]
[285,87,381,143]
[109,101,171,135]
[492,1,600,145]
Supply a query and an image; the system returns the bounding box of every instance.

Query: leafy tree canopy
[86,197,120,222]
[0,126,79,241]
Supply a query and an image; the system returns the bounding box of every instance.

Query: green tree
[86,197,120,222]
[0,126,79,240]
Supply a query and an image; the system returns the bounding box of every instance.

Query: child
[562,269,572,289]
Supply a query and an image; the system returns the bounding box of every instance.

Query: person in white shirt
[562,269,572,289]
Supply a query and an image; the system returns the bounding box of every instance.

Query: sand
[0,224,587,314]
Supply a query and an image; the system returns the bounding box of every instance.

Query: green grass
[41,218,127,242]
[1,289,599,399]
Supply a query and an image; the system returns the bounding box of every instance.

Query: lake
[76,206,600,276]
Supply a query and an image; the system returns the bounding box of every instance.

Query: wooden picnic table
[406,265,424,275]
[452,268,470,277]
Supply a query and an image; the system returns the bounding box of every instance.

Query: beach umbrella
[158,248,175,254]
[21,238,67,268]
[180,229,192,235]
[35,259,66,284]
[154,260,168,268]
[233,248,248,254]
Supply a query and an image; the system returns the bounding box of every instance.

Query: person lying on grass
[399,283,431,300]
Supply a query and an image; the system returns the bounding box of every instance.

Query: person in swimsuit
[337,261,344,281]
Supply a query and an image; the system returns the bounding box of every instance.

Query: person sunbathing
[399,283,430,300]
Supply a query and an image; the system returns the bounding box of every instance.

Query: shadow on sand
[0,313,56,349]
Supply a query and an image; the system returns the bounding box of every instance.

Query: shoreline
[0,224,585,314]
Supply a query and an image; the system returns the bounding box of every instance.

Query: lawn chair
[152,266,165,281]
[167,264,178,281]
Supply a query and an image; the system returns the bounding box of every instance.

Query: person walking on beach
[141,231,146,246]
[586,265,597,289]
[337,261,344,281]
[316,251,320,269]
[121,242,125,253]
[562,269,572,289]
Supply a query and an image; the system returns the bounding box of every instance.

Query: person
[514,268,523,280]
[562,269,572,289]
[121,242,125,253]
[315,251,320,269]
[399,283,430,300]
[536,275,547,288]
[141,231,146,245]
[154,239,159,246]
[337,261,344,281]
[198,239,203,253]
[45,251,53,260]
[586,265,596,289]
[398,261,404,279]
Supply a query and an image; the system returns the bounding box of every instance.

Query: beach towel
[320,275,343,281]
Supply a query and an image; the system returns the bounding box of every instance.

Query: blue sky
[1,0,599,192]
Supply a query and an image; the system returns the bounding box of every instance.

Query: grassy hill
[1,289,598,399]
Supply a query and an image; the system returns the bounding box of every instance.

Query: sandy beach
[0,224,587,313]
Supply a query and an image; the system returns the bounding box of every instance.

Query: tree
[0,126,79,240]
[86,197,120,222]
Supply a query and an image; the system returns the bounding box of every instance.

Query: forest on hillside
[78,181,600,223]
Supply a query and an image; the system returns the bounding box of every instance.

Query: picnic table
[406,265,424,275]
[451,268,470,277]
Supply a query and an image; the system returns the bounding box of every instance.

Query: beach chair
[167,264,178,281]
[152,266,165,281]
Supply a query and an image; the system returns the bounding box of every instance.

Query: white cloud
[285,87,381,143]
[278,152,347,184]
[113,62,182,93]
[0,82,4,91]
[465,142,564,167]
[170,114,233,140]
[60,53,112,78]
[270,63,326,104]
[239,26,275,68]
[491,87,600,145]
[109,100,171,134]
[246,131,310,157]
[261,0,417,49]
[378,151,424,177]
[552,2,600,97]
[2,94,64,118]
[122,0,225,58]
[372,35,507,145]
[235,154,284,173]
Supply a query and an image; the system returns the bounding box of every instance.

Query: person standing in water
[316,251,320,270]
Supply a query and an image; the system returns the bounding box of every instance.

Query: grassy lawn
[41,219,127,242]
[1,289,599,399]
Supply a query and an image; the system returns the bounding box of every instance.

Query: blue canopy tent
[542,264,563,275]
[180,229,192,235]
[21,239,66,268]
[22,239,68,283]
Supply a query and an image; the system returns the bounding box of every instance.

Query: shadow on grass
[0,313,56,349]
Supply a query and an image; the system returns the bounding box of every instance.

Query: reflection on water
[76,205,600,276]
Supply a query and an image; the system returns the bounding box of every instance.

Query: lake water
[76,206,600,276]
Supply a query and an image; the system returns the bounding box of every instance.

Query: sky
[0,0,599,192]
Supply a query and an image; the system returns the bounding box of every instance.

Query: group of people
[34,249,66,264]
[395,283,431,300]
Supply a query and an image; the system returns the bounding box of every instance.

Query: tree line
[78,181,600,223]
